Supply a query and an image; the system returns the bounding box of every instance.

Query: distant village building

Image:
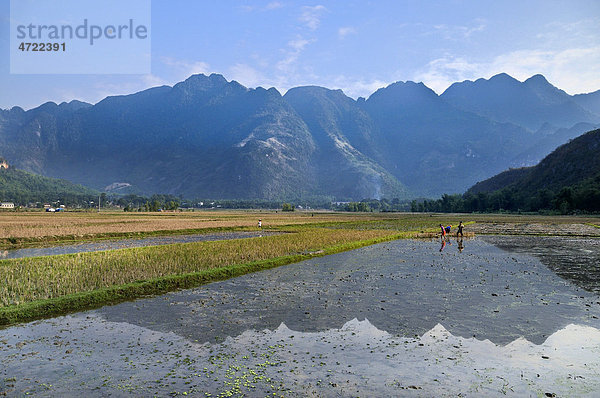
[333,201,350,206]
[0,158,9,169]
[0,202,15,209]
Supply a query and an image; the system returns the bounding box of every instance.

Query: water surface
[1,236,599,397]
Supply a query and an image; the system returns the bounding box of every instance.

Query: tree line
[410,177,600,214]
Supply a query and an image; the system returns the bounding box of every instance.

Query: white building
[0,202,15,209]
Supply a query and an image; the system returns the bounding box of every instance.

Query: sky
[1,0,599,110]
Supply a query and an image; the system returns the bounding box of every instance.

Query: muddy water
[480,235,600,294]
[1,237,600,397]
[0,231,279,259]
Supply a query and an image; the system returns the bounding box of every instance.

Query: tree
[344,202,371,212]
[410,200,418,212]
[553,187,574,214]
[282,203,294,212]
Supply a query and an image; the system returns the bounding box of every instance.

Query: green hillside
[0,164,98,206]
[470,128,600,212]
[412,128,600,213]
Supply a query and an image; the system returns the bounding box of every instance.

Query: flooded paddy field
[0,231,279,260]
[2,236,600,396]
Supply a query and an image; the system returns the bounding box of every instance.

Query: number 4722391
[18,42,66,51]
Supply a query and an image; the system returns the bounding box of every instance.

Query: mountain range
[1,73,599,200]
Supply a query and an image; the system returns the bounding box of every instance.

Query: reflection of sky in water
[2,237,600,396]
[0,231,278,259]
[1,315,598,396]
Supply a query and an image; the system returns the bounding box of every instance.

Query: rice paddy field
[0,211,402,245]
[1,210,600,396]
[2,210,598,247]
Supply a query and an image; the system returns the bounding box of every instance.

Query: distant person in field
[457,221,464,238]
[258,219,262,228]
[440,224,446,237]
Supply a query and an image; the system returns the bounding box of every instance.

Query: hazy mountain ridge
[573,89,600,114]
[511,122,600,168]
[1,72,597,200]
[468,128,600,197]
[441,73,599,131]
[359,80,534,195]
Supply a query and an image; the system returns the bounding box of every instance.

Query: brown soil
[468,222,600,237]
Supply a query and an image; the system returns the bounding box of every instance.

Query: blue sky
[1,0,599,109]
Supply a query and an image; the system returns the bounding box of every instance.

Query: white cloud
[276,36,313,73]
[413,45,600,95]
[160,57,211,80]
[265,1,284,10]
[241,2,284,12]
[299,5,326,30]
[412,56,481,94]
[491,47,600,94]
[228,63,264,88]
[141,74,170,87]
[315,75,386,99]
[276,54,299,73]
[338,26,356,39]
[433,20,486,40]
[536,18,600,44]
[288,37,311,51]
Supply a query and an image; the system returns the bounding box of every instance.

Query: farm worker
[258,219,262,228]
[440,224,446,237]
[457,221,464,238]
[445,225,452,234]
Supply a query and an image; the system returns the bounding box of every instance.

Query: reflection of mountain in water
[481,235,600,294]
[99,239,600,346]
[217,318,600,396]
[4,314,600,396]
